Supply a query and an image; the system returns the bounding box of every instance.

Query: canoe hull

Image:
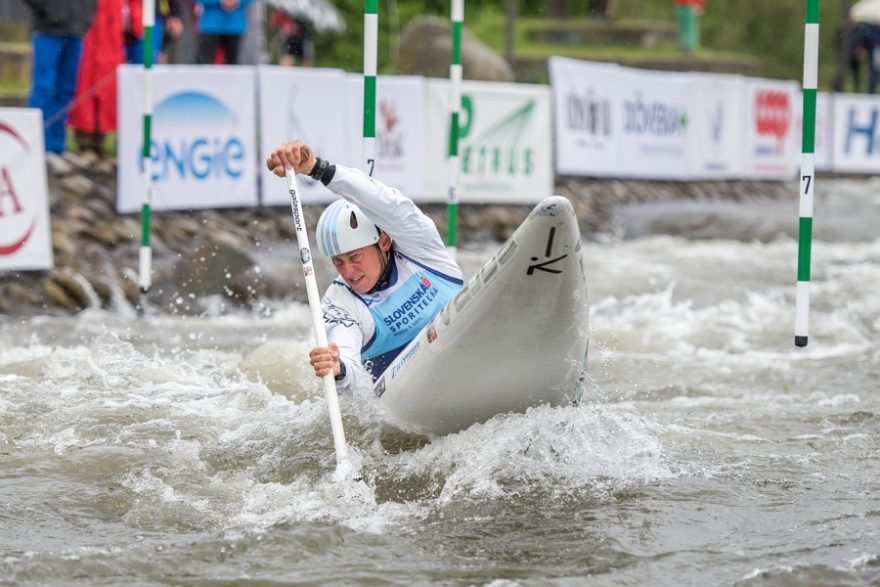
[374,196,589,436]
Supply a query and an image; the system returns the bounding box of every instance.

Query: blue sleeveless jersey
[348,251,462,378]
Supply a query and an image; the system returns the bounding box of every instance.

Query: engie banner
[743,77,799,179]
[0,108,53,271]
[426,79,553,204]
[831,93,880,174]
[117,65,259,212]
[258,66,355,206]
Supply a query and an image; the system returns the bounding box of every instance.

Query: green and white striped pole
[796,0,819,347]
[446,0,464,255]
[138,0,156,302]
[363,0,378,176]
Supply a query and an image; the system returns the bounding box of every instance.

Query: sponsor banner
[344,74,429,201]
[426,79,553,204]
[814,92,833,171]
[0,108,53,271]
[744,78,799,179]
[688,73,747,178]
[258,66,355,206]
[616,68,692,179]
[549,57,622,177]
[117,65,259,212]
[831,93,880,174]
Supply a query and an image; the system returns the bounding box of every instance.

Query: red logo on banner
[0,121,36,256]
[755,91,791,154]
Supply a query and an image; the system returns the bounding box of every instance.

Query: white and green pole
[796,0,819,347]
[138,0,156,302]
[363,0,378,176]
[446,0,464,255]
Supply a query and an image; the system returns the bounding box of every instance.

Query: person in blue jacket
[23,0,97,154]
[266,140,464,391]
[195,0,253,65]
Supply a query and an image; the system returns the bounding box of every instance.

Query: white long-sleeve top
[320,165,463,392]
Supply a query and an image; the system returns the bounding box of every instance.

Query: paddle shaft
[285,169,350,467]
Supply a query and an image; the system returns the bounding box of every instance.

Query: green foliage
[311,0,846,88]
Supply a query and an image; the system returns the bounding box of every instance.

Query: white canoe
[373,196,589,436]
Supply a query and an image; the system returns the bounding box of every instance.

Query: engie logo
[754,90,790,154]
[459,96,536,178]
[0,122,36,256]
[139,91,246,182]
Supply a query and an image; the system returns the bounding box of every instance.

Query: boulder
[396,16,514,82]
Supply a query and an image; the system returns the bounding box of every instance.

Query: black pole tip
[794,336,808,347]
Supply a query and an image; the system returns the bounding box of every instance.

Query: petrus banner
[427,79,553,204]
[117,65,258,213]
[257,66,354,206]
[0,108,53,271]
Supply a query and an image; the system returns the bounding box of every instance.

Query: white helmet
[316,199,381,257]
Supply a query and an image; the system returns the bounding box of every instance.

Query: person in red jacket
[67,0,125,159]
[674,0,704,52]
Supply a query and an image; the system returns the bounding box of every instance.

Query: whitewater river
[1,179,878,586]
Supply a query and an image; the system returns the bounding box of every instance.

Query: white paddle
[284,167,362,488]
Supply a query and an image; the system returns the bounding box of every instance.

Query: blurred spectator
[124,0,186,64]
[673,0,704,53]
[195,0,254,65]
[268,9,313,66]
[23,0,98,154]
[587,0,616,20]
[851,21,880,94]
[68,0,125,159]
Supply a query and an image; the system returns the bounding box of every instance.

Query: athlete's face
[332,233,391,294]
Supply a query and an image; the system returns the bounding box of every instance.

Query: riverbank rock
[395,16,515,82]
[0,152,798,317]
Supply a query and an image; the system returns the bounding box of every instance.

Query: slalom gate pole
[796,0,820,347]
[446,0,464,256]
[363,0,378,176]
[138,0,156,306]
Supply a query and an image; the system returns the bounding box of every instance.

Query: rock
[48,269,93,308]
[51,226,77,256]
[60,174,96,198]
[396,16,515,82]
[46,152,74,176]
[42,279,78,310]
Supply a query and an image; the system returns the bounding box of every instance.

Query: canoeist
[266,140,464,390]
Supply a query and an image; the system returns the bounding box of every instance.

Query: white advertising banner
[427,79,553,204]
[549,57,622,177]
[117,65,259,212]
[258,66,355,206]
[0,108,53,271]
[344,74,429,201]
[831,93,880,174]
[688,73,747,178]
[743,78,799,179]
[813,92,833,171]
[616,68,692,179]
